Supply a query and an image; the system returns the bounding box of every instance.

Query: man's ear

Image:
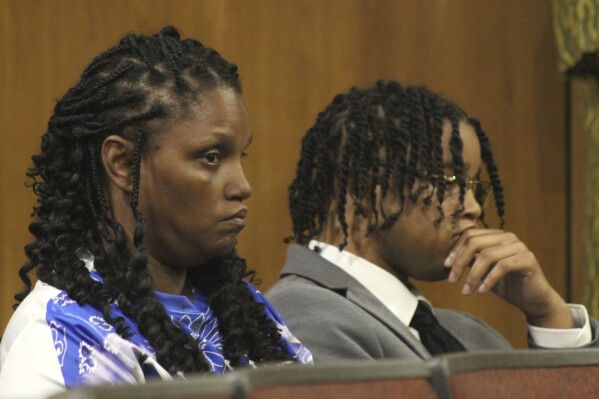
[101,135,136,194]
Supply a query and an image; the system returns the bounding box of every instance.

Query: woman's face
[138,87,252,271]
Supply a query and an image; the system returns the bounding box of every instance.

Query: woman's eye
[200,150,221,166]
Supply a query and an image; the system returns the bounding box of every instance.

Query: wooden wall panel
[571,79,590,307]
[0,0,566,349]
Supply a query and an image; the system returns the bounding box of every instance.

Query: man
[267,81,596,362]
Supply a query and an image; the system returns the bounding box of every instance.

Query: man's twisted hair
[288,80,505,249]
[18,26,290,375]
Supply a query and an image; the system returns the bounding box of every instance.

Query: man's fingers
[446,230,519,283]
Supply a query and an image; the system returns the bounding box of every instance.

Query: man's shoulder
[435,308,493,327]
[268,274,374,323]
[435,308,512,349]
[267,274,345,304]
[270,275,405,350]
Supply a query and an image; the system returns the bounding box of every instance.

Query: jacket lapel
[282,244,432,359]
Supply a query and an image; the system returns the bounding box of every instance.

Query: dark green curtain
[553,0,599,316]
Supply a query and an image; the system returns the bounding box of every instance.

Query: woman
[0,26,311,398]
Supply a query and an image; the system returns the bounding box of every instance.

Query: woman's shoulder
[15,281,104,325]
[0,281,70,397]
[3,281,63,336]
[1,281,168,394]
[1,281,104,359]
[2,280,135,360]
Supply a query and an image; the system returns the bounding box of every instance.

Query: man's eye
[200,150,221,166]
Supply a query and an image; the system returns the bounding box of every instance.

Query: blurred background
[1,0,597,348]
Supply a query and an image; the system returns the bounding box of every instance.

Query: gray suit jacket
[267,245,598,363]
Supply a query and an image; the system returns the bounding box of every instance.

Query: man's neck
[313,235,409,284]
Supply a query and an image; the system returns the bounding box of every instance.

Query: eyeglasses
[425,173,493,207]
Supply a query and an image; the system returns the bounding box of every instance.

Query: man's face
[364,120,483,282]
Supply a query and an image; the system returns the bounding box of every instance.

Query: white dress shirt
[309,240,592,348]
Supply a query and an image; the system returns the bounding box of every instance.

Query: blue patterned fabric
[45,276,312,387]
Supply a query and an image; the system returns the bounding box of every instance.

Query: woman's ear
[101,135,136,194]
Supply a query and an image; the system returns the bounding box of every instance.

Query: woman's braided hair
[288,80,505,249]
[18,26,290,375]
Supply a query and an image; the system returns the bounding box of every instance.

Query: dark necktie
[409,301,466,355]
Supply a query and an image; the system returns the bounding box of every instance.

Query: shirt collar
[308,240,422,327]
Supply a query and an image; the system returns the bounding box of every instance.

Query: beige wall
[1,0,568,348]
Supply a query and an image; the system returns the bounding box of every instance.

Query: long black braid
[288,80,505,249]
[17,26,290,375]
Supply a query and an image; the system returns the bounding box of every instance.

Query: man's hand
[443,228,574,329]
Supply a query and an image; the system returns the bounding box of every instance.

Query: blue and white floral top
[0,270,312,399]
